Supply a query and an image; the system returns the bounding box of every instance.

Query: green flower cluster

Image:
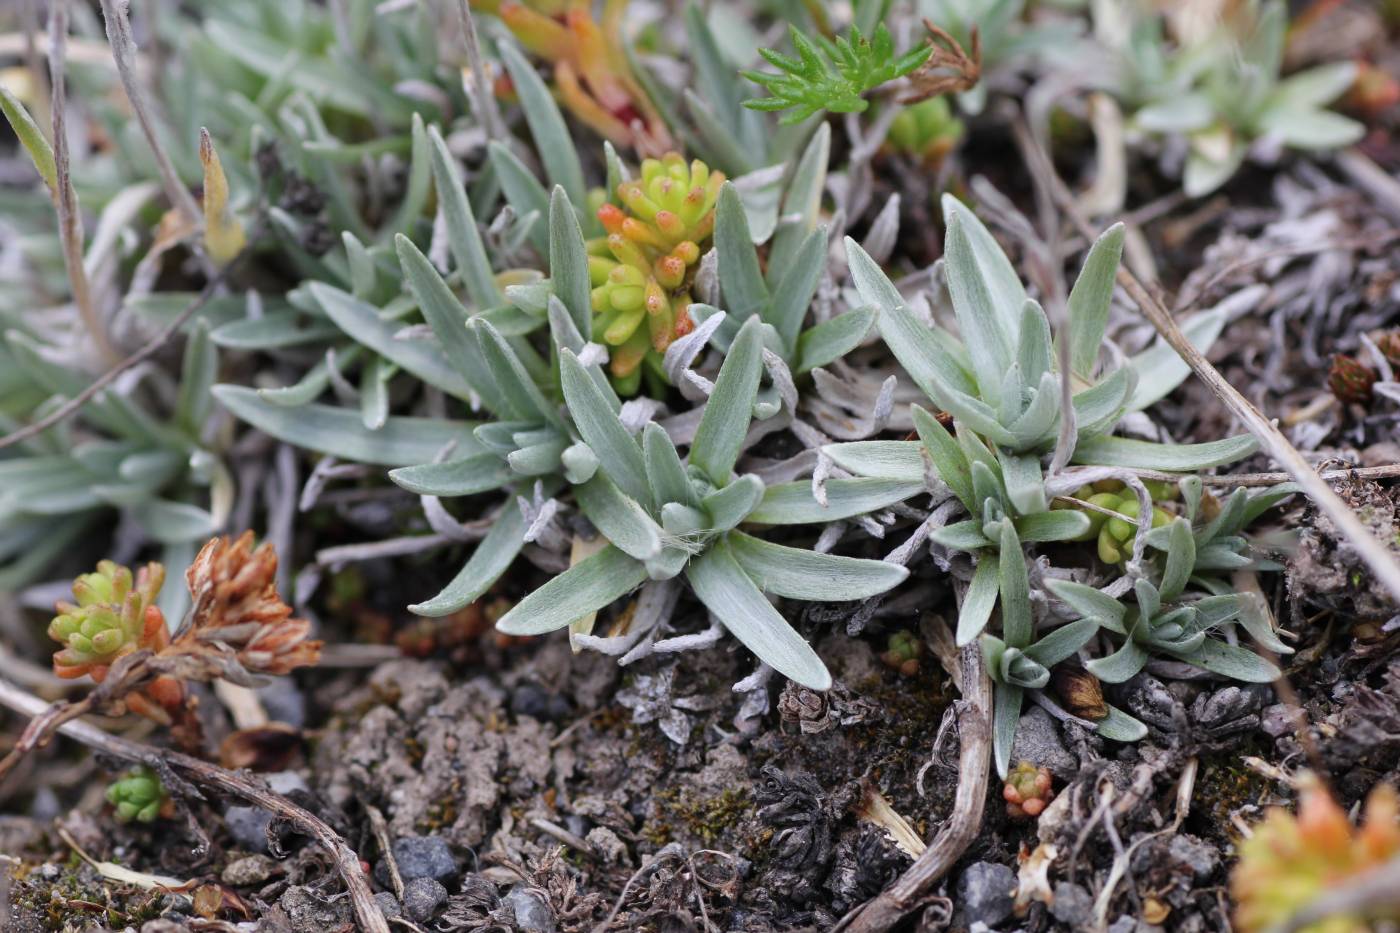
[590,153,724,387]
[48,561,166,679]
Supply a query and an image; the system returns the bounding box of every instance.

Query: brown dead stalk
[903,23,981,103]
[836,640,993,931]
[0,676,388,933]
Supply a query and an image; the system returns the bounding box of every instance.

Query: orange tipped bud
[597,202,626,235]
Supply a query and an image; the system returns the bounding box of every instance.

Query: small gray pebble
[504,884,555,932]
[221,854,276,886]
[1051,882,1094,927]
[1009,707,1077,779]
[957,862,1015,928]
[374,835,458,886]
[373,891,401,920]
[403,877,447,922]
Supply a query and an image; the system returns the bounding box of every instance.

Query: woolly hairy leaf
[559,349,651,505]
[822,441,924,482]
[795,306,875,373]
[496,545,648,635]
[691,316,764,486]
[1071,433,1257,470]
[389,454,514,497]
[309,282,473,399]
[956,557,1000,646]
[575,473,664,561]
[427,125,500,309]
[748,478,923,524]
[686,542,832,688]
[643,423,698,508]
[397,235,509,415]
[769,226,828,351]
[715,184,770,323]
[1066,223,1125,378]
[940,195,1025,353]
[1087,638,1151,683]
[411,505,528,617]
[212,385,481,466]
[727,531,909,600]
[701,474,766,532]
[549,187,592,340]
[497,41,586,209]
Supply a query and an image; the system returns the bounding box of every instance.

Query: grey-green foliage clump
[495,315,909,689]
[0,322,228,593]
[1086,0,1363,196]
[215,123,915,687]
[823,195,1291,774]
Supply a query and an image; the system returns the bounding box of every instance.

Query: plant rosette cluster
[1003,761,1054,819]
[589,153,723,388]
[46,535,321,740]
[106,767,172,824]
[822,194,1292,774]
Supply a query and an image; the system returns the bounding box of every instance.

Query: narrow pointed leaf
[498,41,586,208]
[427,125,500,309]
[795,306,875,373]
[310,282,473,398]
[1066,223,1125,378]
[686,543,832,689]
[1024,617,1099,667]
[691,316,764,486]
[992,681,1023,779]
[1072,434,1258,470]
[389,454,513,496]
[575,473,664,561]
[496,544,648,634]
[559,349,651,504]
[956,557,1000,645]
[728,531,908,600]
[549,186,591,339]
[397,235,508,414]
[1086,638,1151,683]
[748,478,923,524]
[411,505,527,616]
[643,423,698,508]
[212,385,480,466]
[701,475,765,532]
[716,183,770,321]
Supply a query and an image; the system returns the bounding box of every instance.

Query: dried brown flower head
[167,532,322,682]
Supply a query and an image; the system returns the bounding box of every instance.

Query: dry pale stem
[0,676,389,933]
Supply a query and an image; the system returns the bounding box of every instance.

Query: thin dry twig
[0,652,152,784]
[1012,114,1400,604]
[836,640,992,932]
[97,0,202,227]
[48,0,117,365]
[453,0,506,143]
[0,676,389,933]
